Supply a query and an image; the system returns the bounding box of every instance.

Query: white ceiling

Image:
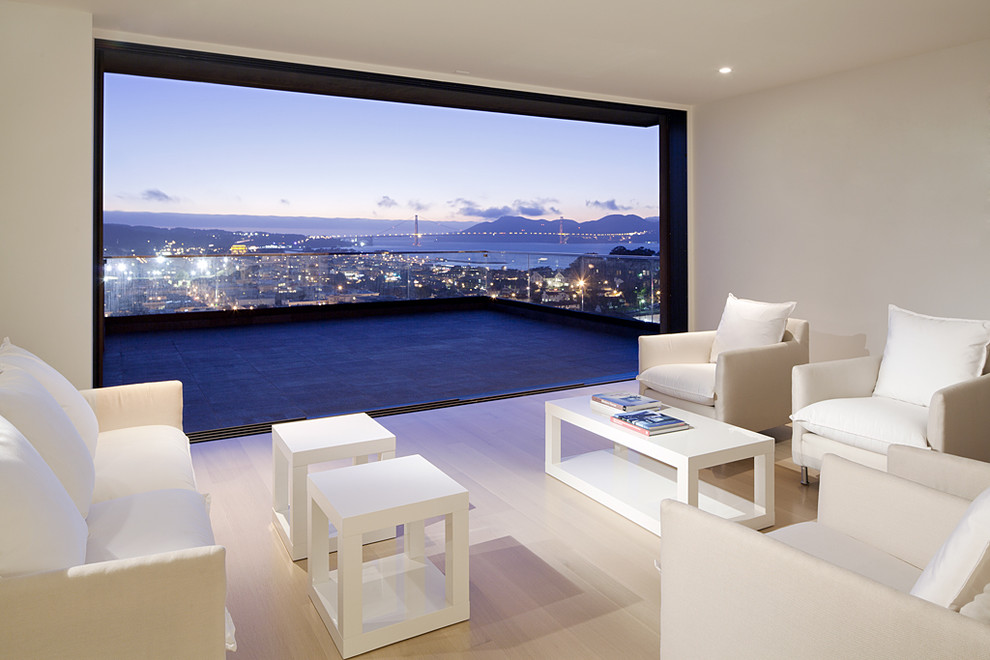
[22,0,990,106]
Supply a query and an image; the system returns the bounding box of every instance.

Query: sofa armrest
[817,454,969,569]
[792,355,882,412]
[716,337,809,431]
[659,500,990,659]
[928,373,990,462]
[81,380,184,432]
[888,445,990,500]
[638,330,715,372]
[0,546,227,659]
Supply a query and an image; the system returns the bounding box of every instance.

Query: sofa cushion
[709,293,796,363]
[770,521,922,593]
[0,366,95,517]
[791,396,929,455]
[0,337,99,457]
[85,488,214,563]
[873,305,990,407]
[92,425,197,503]
[0,415,87,577]
[911,486,990,611]
[638,363,716,406]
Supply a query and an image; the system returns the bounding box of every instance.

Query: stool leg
[338,532,363,641]
[405,520,425,561]
[801,465,810,486]
[446,509,469,608]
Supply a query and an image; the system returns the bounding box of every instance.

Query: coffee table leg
[754,450,774,527]
[677,465,699,507]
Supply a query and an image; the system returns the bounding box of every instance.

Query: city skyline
[103,73,661,231]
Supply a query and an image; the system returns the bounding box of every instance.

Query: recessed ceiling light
[718,67,733,74]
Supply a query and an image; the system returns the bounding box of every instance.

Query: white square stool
[272,413,396,560]
[307,454,470,659]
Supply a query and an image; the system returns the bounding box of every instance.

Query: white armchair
[638,317,809,433]
[659,447,990,659]
[792,306,990,484]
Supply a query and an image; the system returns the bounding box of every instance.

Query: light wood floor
[191,382,819,659]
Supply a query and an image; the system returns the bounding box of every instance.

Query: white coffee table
[272,413,396,560]
[545,395,774,535]
[307,454,470,659]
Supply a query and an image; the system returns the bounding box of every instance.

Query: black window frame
[93,39,687,385]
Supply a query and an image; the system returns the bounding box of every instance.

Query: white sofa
[0,338,233,658]
[659,447,990,659]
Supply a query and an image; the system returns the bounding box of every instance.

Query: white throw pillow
[709,294,796,363]
[0,415,88,577]
[791,396,929,455]
[910,486,990,610]
[0,337,100,458]
[873,306,990,407]
[0,367,96,517]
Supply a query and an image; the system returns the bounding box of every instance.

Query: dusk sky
[103,73,660,229]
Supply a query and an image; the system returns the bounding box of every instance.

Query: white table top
[309,454,468,522]
[273,413,396,463]
[547,395,772,464]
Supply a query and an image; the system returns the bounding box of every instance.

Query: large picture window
[94,41,687,416]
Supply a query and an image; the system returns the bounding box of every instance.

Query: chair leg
[800,465,809,486]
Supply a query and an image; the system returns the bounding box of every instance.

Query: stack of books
[609,409,691,437]
[590,392,662,415]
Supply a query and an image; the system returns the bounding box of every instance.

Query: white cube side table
[272,413,396,561]
[308,454,470,659]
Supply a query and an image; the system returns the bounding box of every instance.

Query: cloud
[141,188,177,203]
[408,199,431,212]
[586,199,632,212]
[377,196,398,208]
[280,199,290,205]
[451,197,559,219]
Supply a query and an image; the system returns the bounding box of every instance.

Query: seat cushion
[0,415,87,577]
[791,395,929,455]
[92,425,197,503]
[638,363,716,406]
[85,488,214,563]
[0,337,100,457]
[709,293,796,362]
[0,366,95,517]
[769,521,922,593]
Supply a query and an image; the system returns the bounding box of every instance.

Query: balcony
[102,250,660,439]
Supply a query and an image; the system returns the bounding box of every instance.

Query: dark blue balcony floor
[102,308,642,435]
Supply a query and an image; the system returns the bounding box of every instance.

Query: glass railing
[103,250,662,323]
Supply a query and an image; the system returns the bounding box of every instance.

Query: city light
[103,250,661,321]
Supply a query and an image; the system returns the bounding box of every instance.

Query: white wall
[691,40,990,360]
[0,1,93,387]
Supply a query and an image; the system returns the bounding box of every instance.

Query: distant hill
[103,224,310,256]
[102,211,474,237]
[453,214,660,243]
